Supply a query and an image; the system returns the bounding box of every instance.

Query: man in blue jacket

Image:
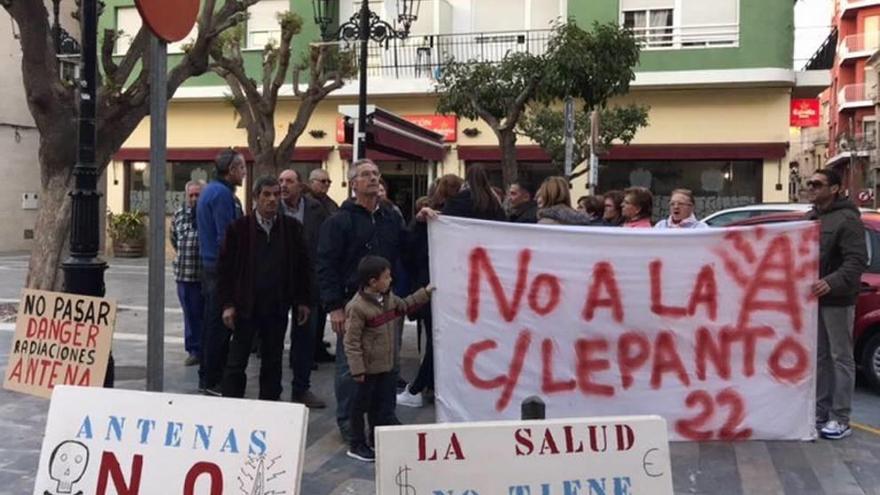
[196,148,245,395]
[317,159,407,441]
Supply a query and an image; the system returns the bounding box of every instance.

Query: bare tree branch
[112,26,150,87]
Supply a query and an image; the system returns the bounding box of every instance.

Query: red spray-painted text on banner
[429,218,820,441]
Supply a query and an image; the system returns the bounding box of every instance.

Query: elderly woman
[621,187,654,228]
[654,189,708,229]
[535,177,594,225]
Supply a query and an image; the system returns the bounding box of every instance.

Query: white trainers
[396,388,424,408]
[820,420,852,440]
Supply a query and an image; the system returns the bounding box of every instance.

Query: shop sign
[375,416,673,495]
[336,115,458,143]
[790,99,820,128]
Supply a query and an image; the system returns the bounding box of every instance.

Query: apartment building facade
[105,0,819,222]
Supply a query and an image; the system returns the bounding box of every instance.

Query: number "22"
[675,388,753,441]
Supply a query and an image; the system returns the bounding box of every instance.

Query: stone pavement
[2,253,880,494]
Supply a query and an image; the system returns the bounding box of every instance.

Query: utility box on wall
[21,192,38,210]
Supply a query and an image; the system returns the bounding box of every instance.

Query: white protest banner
[375,416,672,495]
[4,289,116,398]
[32,386,309,495]
[429,217,819,441]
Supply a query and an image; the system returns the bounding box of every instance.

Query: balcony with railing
[628,23,739,50]
[359,28,552,80]
[838,33,880,63]
[840,0,880,18]
[838,83,877,110]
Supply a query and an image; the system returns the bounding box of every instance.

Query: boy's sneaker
[347,444,375,462]
[820,420,852,440]
[397,388,424,408]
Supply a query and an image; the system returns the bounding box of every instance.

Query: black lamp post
[63,0,110,382]
[313,0,421,160]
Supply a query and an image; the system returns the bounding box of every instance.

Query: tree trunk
[498,130,519,188]
[26,169,74,290]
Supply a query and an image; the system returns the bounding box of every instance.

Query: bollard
[520,396,546,420]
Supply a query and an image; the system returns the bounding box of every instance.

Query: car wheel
[861,333,880,393]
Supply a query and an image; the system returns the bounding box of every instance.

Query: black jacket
[317,199,408,311]
[807,198,868,306]
[442,189,507,222]
[509,200,539,223]
[282,195,329,264]
[217,214,312,318]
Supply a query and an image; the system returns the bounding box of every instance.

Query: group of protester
[169,149,866,464]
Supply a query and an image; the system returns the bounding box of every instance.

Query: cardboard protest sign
[3,289,116,398]
[33,386,310,495]
[375,416,672,494]
[429,217,820,441]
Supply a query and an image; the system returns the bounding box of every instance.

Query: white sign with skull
[33,386,310,495]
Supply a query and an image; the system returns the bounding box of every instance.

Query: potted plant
[107,210,146,258]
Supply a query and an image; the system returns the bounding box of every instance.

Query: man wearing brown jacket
[218,176,313,400]
[343,256,432,461]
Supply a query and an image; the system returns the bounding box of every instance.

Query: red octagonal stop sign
[135,0,200,42]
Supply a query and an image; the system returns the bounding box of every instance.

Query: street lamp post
[313,0,421,160]
[63,0,110,382]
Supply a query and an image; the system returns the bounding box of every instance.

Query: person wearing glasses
[308,168,339,216]
[654,189,708,229]
[316,158,409,443]
[806,168,867,440]
[196,148,246,396]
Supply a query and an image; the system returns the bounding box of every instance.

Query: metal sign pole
[147,35,167,392]
[563,96,574,179]
[589,109,600,196]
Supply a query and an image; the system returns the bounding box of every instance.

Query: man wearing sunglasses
[196,148,246,396]
[806,168,867,440]
[309,168,339,216]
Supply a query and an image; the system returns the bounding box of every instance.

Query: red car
[728,211,880,393]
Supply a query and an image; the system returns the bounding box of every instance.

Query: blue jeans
[289,306,317,395]
[177,281,204,357]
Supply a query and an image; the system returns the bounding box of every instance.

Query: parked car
[702,203,813,227]
[728,211,880,393]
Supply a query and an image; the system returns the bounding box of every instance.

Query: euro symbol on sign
[395,465,416,495]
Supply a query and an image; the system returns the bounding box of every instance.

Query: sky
[794,0,833,69]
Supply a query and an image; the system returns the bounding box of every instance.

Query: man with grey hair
[317,158,408,441]
[308,168,339,215]
[196,148,246,395]
[217,176,313,399]
[171,180,204,366]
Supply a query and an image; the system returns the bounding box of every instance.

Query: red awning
[113,147,333,162]
[342,107,446,161]
[457,143,788,162]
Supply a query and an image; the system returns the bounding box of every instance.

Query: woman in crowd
[602,190,626,226]
[435,164,506,221]
[654,189,708,229]
[535,177,595,226]
[399,175,464,408]
[576,195,606,225]
[621,187,654,228]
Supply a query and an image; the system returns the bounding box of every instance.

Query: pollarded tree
[2,0,259,290]
[209,11,353,178]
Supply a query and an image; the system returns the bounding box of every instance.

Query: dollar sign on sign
[395,465,416,495]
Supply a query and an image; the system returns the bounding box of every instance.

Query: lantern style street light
[312,0,421,159]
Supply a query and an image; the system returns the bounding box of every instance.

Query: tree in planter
[435,20,641,187]
[519,104,649,179]
[2,0,258,290]
[107,210,146,258]
[209,12,352,179]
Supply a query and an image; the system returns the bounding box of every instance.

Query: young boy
[344,255,433,462]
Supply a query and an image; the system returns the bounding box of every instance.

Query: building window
[247,0,289,48]
[623,9,674,48]
[114,7,199,55]
[128,161,211,214]
[598,159,762,221]
[863,119,877,147]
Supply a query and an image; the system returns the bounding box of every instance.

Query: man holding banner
[806,168,867,440]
